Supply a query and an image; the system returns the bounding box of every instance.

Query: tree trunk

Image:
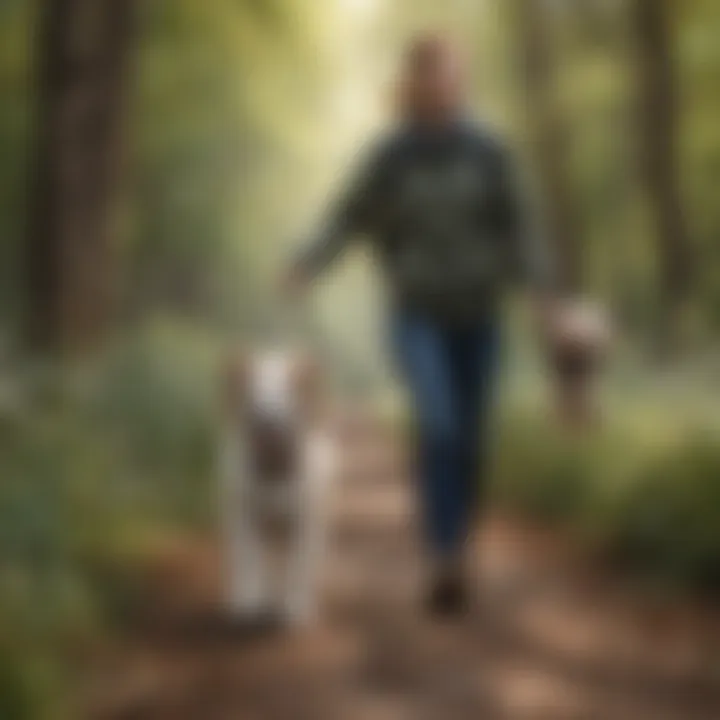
[515,0,583,295]
[632,0,692,355]
[25,0,136,355]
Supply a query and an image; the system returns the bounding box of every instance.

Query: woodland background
[1,1,719,716]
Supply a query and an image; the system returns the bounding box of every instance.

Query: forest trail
[81,435,720,720]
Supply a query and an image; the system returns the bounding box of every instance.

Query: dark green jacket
[294,119,554,324]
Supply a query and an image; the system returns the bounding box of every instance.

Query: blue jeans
[391,309,501,560]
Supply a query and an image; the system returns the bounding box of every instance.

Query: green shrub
[493,413,598,522]
[492,405,720,595]
[603,435,720,592]
[0,321,225,715]
[0,415,103,720]
[81,320,221,524]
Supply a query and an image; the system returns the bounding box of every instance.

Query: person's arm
[284,141,388,294]
[492,143,562,331]
[494,145,554,293]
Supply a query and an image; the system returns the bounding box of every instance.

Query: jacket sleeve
[494,144,556,293]
[291,140,389,279]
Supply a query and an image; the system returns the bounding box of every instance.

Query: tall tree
[515,0,583,294]
[631,0,693,353]
[26,0,136,354]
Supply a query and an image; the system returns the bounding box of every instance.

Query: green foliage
[126,0,336,324]
[494,413,598,522]
[0,409,105,719]
[493,404,720,595]
[83,321,220,522]
[0,320,222,715]
[605,435,720,591]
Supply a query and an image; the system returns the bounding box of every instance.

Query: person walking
[282,33,558,616]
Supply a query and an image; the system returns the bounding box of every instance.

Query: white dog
[218,347,338,626]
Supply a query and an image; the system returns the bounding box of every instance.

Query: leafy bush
[0,412,106,720]
[81,320,221,524]
[604,435,720,592]
[492,404,720,595]
[493,412,598,522]
[0,320,224,717]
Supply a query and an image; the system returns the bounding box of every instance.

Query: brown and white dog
[547,299,612,426]
[218,347,338,626]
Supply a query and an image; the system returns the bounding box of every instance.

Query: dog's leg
[218,427,266,616]
[285,485,326,626]
[284,434,335,626]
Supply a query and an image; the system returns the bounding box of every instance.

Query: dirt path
[82,445,720,720]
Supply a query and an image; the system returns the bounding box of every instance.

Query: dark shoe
[424,568,469,618]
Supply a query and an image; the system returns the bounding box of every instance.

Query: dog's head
[223,347,328,482]
[550,300,612,361]
[223,347,326,426]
